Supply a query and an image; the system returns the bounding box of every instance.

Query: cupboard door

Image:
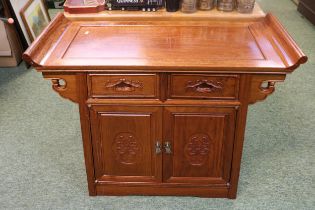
[90,106,162,183]
[163,107,236,185]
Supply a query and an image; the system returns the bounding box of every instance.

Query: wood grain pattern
[77,73,97,195]
[22,13,70,67]
[163,107,236,185]
[24,10,307,198]
[95,183,229,197]
[248,74,286,104]
[169,74,239,100]
[42,73,79,103]
[90,105,162,183]
[88,74,158,98]
[23,13,307,73]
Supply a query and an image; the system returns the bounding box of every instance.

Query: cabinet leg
[227,106,248,198]
[77,73,97,196]
[228,75,250,198]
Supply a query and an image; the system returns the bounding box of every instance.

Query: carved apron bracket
[42,73,79,103]
[248,75,286,104]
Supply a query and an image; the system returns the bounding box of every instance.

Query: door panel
[90,106,162,183]
[163,107,236,185]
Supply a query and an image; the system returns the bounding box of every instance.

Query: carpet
[0,0,314,209]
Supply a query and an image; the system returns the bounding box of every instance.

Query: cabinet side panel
[77,73,97,195]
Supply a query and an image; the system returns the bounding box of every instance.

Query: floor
[0,0,314,209]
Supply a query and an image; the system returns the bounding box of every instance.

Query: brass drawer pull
[164,141,172,154]
[155,141,162,154]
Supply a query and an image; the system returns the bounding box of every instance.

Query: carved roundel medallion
[184,133,211,166]
[112,132,141,165]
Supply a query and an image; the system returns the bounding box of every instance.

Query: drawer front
[169,74,239,100]
[88,74,158,98]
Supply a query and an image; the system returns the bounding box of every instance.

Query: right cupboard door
[163,107,236,186]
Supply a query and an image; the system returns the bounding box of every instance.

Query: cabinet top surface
[23,12,307,73]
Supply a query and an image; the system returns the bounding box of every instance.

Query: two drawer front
[88,73,239,100]
[88,74,158,98]
[169,74,239,100]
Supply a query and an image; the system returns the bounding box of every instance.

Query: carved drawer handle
[105,78,143,92]
[186,80,223,93]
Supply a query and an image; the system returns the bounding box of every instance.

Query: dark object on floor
[298,0,315,25]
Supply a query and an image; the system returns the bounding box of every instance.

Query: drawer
[169,74,239,100]
[88,74,158,98]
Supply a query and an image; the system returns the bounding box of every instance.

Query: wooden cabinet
[24,12,307,198]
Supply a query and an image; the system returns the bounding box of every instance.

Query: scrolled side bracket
[43,73,79,103]
[248,74,286,104]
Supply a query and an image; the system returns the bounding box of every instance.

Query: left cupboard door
[89,105,162,183]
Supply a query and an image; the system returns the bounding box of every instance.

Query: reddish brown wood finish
[76,73,97,195]
[42,73,79,103]
[23,13,307,72]
[95,183,229,197]
[88,74,159,98]
[90,105,162,183]
[163,107,236,185]
[23,12,307,199]
[169,74,239,100]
